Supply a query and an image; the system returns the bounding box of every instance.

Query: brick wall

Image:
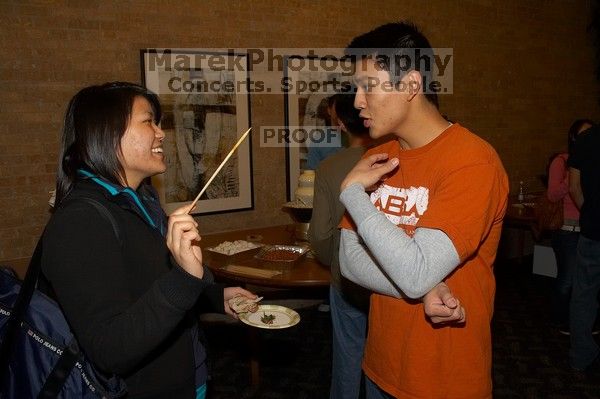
[1,0,598,274]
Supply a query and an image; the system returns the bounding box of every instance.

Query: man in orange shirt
[339,22,508,398]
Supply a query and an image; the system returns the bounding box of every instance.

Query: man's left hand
[423,282,466,324]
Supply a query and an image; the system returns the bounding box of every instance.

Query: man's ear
[404,70,422,101]
[338,121,347,133]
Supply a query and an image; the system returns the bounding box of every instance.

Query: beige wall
[1,0,598,272]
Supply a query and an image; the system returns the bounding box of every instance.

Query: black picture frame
[141,49,253,215]
[283,54,352,201]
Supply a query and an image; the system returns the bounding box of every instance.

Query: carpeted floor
[203,257,600,399]
[491,259,600,399]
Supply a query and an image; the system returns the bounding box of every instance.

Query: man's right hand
[341,153,399,192]
[423,282,466,324]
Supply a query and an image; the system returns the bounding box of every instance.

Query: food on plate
[238,305,301,329]
[254,245,308,263]
[260,249,300,261]
[209,240,261,255]
[260,312,276,325]
[228,294,262,313]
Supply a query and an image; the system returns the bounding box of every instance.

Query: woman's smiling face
[119,96,166,188]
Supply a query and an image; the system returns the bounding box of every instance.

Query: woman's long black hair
[567,118,594,156]
[56,82,161,207]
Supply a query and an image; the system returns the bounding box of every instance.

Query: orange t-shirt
[340,124,508,399]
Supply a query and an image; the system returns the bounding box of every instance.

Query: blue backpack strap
[0,236,44,382]
[38,338,81,398]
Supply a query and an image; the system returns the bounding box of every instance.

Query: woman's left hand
[223,287,257,319]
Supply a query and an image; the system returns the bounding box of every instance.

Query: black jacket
[569,125,600,240]
[41,178,224,398]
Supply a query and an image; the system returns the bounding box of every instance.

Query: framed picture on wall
[283,55,353,201]
[141,49,253,215]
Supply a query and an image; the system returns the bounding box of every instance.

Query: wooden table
[201,224,330,288]
[505,203,536,227]
[504,197,538,263]
[200,224,330,387]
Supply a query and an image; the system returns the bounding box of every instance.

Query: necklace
[441,122,453,133]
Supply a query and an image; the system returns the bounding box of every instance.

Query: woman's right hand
[166,204,204,279]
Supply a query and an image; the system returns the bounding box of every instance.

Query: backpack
[0,198,127,398]
[534,192,564,234]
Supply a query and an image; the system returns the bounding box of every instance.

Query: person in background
[306,95,344,170]
[568,121,600,372]
[339,22,508,398]
[309,90,373,399]
[548,119,594,335]
[307,94,345,313]
[40,82,256,398]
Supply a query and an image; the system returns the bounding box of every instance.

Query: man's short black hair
[345,21,439,107]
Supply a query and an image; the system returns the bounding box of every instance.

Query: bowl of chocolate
[254,245,309,265]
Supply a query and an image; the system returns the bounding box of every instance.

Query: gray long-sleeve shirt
[308,147,364,290]
[339,183,460,298]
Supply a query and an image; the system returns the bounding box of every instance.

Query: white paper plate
[239,304,301,329]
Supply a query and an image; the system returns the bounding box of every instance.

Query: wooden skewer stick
[188,127,252,214]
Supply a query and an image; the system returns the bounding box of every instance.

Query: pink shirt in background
[547,153,580,223]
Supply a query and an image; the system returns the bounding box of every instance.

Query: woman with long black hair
[548,118,594,334]
[41,82,255,398]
